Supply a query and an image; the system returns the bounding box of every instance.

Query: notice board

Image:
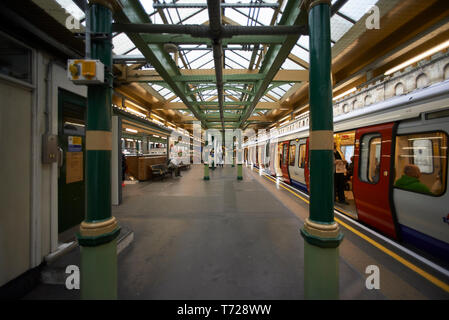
[66,151,83,184]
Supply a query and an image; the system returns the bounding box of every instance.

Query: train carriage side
[250,80,449,261]
[392,112,449,260]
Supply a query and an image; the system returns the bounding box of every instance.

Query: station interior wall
[0,39,87,286]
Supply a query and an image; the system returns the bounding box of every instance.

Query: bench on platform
[178,162,191,171]
[150,164,169,180]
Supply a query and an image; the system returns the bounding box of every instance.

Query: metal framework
[87,0,371,131]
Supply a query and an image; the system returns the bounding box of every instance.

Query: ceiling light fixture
[126,107,146,118]
[385,39,449,75]
[333,87,356,101]
[152,113,165,121]
[151,118,164,126]
[126,99,148,112]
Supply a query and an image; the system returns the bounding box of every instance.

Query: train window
[394,131,448,196]
[283,144,288,166]
[298,144,307,168]
[359,134,381,184]
[289,145,296,166]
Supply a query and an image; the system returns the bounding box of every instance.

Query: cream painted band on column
[309,130,333,150]
[80,217,118,237]
[86,130,112,150]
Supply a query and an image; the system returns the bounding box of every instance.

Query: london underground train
[245,79,449,261]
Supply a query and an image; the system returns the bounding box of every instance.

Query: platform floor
[25,164,449,299]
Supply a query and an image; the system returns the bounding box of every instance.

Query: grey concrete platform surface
[23,165,449,299]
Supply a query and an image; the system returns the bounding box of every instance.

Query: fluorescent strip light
[126,107,146,118]
[279,120,289,126]
[125,128,138,133]
[333,87,356,101]
[152,113,165,121]
[151,118,164,126]
[65,121,85,127]
[126,99,148,112]
[153,135,160,138]
[385,39,449,75]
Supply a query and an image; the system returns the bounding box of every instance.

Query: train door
[289,139,308,192]
[58,89,86,234]
[264,141,270,169]
[287,140,298,186]
[353,122,398,239]
[275,142,283,177]
[255,144,259,167]
[280,141,291,183]
[269,142,277,176]
[305,138,310,192]
[250,146,254,165]
[334,131,357,219]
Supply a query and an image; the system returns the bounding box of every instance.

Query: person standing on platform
[334,143,349,205]
[121,152,127,187]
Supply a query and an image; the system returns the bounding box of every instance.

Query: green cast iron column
[236,135,242,180]
[204,163,210,180]
[204,141,210,180]
[237,164,243,180]
[232,138,235,167]
[299,0,343,300]
[76,1,120,300]
[211,135,215,170]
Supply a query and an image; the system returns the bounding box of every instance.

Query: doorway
[57,89,86,234]
[334,130,357,219]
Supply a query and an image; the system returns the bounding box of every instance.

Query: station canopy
[55,0,380,131]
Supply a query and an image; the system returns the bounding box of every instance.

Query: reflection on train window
[283,144,288,166]
[394,131,447,196]
[412,139,433,173]
[341,145,355,163]
[289,145,296,166]
[359,133,381,184]
[298,144,306,168]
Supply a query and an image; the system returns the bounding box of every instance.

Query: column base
[77,217,121,247]
[300,218,343,248]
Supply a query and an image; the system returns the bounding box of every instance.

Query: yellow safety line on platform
[253,168,449,293]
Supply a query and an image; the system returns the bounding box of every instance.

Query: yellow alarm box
[67,59,104,84]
